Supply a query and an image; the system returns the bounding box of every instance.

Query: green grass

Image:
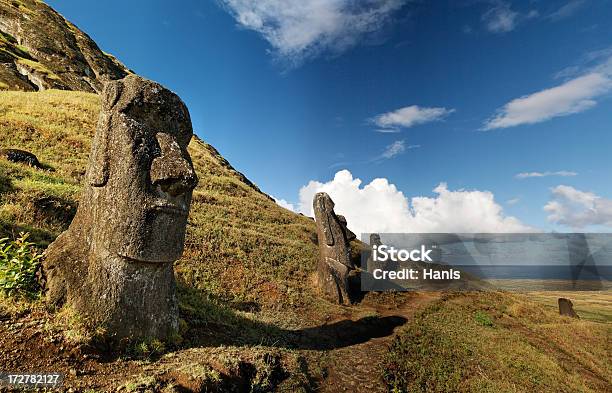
[384,292,612,393]
[2,89,610,392]
[0,89,331,326]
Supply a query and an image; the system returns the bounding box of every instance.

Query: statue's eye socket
[134,137,161,157]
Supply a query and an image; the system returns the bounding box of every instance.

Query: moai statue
[558,298,579,318]
[366,233,392,282]
[337,215,356,242]
[42,75,198,341]
[313,193,356,305]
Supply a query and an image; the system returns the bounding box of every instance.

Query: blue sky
[47,0,612,234]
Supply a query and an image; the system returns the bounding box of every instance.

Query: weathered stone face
[43,75,198,341]
[88,75,198,263]
[558,298,579,318]
[337,215,357,243]
[313,192,356,304]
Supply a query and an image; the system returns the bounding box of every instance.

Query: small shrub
[474,310,495,327]
[130,338,167,360]
[0,232,42,297]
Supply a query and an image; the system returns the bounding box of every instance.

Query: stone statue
[42,75,198,341]
[313,193,357,305]
[558,298,579,318]
[370,233,382,247]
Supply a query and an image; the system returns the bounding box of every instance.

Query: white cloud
[507,197,520,205]
[375,140,420,161]
[515,171,577,179]
[272,196,296,212]
[373,105,455,130]
[483,72,612,130]
[297,170,535,236]
[546,0,586,22]
[482,3,519,33]
[375,128,401,134]
[544,185,612,228]
[219,0,406,65]
[381,140,405,159]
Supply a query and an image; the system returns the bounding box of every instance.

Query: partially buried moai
[42,75,198,341]
[558,298,579,319]
[313,192,357,305]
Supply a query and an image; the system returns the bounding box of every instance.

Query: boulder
[313,193,357,305]
[0,148,42,168]
[42,75,198,342]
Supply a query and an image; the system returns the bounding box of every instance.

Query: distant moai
[43,75,198,341]
[313,192,357,305]
[558,298,579,318]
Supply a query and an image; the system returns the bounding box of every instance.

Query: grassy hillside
[1,90,610,392]
[0,89,334,327]
[383,291,611,393]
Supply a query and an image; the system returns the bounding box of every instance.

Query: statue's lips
[150,202,188,216]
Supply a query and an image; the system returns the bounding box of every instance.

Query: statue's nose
[150,133,199,197]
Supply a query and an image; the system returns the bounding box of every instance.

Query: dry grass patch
[384,291,611,393]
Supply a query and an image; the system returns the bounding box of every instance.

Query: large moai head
[43,75,199,341]
[85,74,198,263]
[313,192,356,304]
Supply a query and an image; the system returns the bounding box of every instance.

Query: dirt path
[0,292,441,392]
[318,292,441,392]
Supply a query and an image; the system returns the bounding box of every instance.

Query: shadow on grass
[0,221,59,247]
[0,170,13,196]
[177,282,408,352]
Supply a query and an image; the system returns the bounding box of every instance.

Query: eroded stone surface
[558,298,579,318]
[369,233,382,247]
[0,0,129,92]
[42,75,198,341]
[313,193,357,305]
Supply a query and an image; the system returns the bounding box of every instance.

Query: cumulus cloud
[297,170,534,236]
[272,196,296,211]
[544,185,612,228]
[482,2,519,33]
[515,171,577,179]
[219,0,406,65]
[373,105,455,131]
[483,72,612,130]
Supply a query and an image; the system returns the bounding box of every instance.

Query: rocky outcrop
[0,0,129,92]
[0,148,42,168]
[42,75,198,342]
[313,192,357,305]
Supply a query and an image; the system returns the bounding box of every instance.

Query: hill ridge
[0,0,129,92]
